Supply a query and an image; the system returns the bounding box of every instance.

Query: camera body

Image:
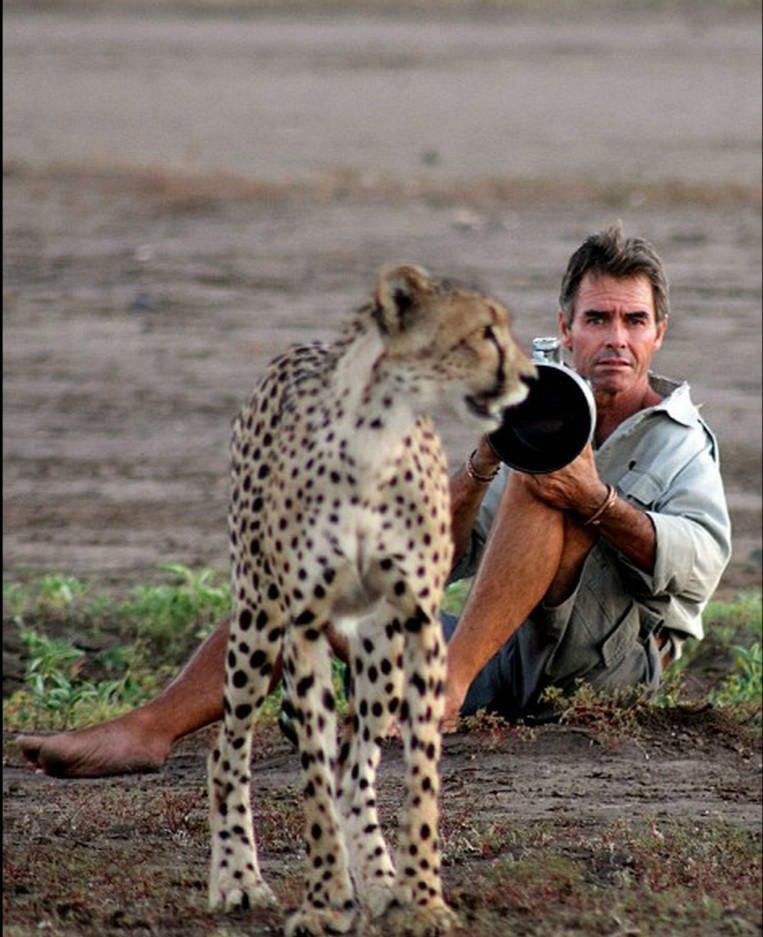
[487,337,596,474]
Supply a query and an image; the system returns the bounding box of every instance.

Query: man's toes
[16,735,44,767]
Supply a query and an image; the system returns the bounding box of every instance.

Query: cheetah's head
[372,264,536,431]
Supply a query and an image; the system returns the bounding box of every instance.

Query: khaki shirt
[452,374,732,657]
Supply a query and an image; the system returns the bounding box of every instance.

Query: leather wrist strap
[583,484,617,526]
[465,448,500,484]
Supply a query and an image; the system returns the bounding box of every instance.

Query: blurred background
[3,0,761,592]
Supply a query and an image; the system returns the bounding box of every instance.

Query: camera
[487,337,595,474]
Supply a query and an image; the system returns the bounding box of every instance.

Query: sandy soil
[2,4,761,936]
[2,713,762,936]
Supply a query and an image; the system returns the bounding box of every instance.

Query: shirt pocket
[617,466,662,509]
[600,599,640,670]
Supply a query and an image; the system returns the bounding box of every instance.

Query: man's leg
[16,616,232,778]
[16,614,350,777]
[443,472,595,725]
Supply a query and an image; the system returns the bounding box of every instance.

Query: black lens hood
[488,363,595,474]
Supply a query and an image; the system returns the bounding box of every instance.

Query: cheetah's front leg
[282,625,358,937]
[208,730,276,913]
[337,618,404,918]
[208,607,278,913]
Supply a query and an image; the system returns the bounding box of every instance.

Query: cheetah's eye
[482,325,496,342]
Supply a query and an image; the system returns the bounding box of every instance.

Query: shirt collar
[647,373,695,427]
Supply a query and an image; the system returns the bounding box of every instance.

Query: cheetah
[208,264,535,936]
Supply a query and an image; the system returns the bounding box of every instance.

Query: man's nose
[605,319,628,346]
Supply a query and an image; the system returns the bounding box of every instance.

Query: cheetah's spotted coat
[208,265,534,936]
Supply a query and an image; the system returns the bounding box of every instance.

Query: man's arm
[541,434,730,652]
[524,443,657,574]
[449,435,502,564]
[575,480,657,573]
[450,437,659,581]
[614,444,732,643]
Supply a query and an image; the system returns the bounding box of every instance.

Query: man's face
[559,272,667,397]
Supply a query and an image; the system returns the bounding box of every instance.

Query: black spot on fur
[296,675,315,697]
[250,649,267,669]
[232,670,248,689]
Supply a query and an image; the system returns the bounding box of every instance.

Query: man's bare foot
[441,712,461,735]
[16,712,172,779]
[442,682,468,733]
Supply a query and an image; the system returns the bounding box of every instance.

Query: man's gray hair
[559,222,670,325]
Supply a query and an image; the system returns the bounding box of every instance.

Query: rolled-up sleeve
[615,442,731,642]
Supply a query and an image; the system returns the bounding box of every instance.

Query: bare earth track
[2,3,761,935]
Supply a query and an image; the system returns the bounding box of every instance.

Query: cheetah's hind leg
[387,614,457,935]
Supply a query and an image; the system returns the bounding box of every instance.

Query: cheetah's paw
[284,901,357,937]
[208,876,277,913]
[383,899,458,937]
[360,881,398,919]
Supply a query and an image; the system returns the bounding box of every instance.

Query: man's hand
[526,442,657,574]
[522,443,609,520]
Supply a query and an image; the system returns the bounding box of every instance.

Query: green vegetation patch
[2,572,761,736]
[3,565,232,732]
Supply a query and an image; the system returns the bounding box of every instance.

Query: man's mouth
[594,357,631,368]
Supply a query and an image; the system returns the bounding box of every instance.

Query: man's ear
[373,264,433,334]
[653,314,668,351]
[558,308,573,350]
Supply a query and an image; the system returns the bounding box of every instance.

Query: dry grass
[5,159,760,217]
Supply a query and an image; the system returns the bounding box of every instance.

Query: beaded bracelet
[583,484,618,526]
[465,448,500,484]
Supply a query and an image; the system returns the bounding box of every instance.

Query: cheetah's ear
[373,264,434,335]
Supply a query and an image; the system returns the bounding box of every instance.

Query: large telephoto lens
[488,363,595,474]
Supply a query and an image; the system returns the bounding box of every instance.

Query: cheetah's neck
[326,326,434,479]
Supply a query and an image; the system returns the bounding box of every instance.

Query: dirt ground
[2,3,762,935]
